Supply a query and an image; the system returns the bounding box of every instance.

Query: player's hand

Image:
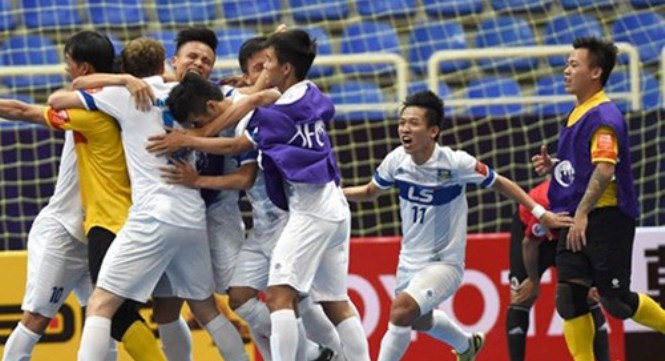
[126,77,154,112]
[531,144,554,176]
[513,278,540,305]
[159,158,198,187]
[588,287,601,303]
[146,128,188,156]
[219,74,248,88]
[566,211,588,252]
[538,211,574,230]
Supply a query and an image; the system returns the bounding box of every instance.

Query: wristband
[531,204,546,220]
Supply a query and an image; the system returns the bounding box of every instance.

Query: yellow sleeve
[590,126,618,165]
[43,107,105,133]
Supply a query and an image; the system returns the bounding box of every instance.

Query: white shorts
[97,212,213,302]
[22,216,92,318]
[395,262,464,315]
[207,200,245,294]
[228,215,288,291]
[268,213,350,302]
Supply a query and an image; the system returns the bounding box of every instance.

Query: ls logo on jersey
[407,186,434,203]
[288,120,326,149]
[554,160,575,188]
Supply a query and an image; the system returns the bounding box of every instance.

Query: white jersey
[37,132,86,242]
[373,145,497,267]
[77,76,205,229]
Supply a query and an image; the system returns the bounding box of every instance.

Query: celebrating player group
[1,22,664,361]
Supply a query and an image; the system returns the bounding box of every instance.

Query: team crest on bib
[436,168,452,182]
[554,160,575,188]
[531,223,546,238]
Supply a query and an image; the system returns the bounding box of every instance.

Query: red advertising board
[347,234,625,361]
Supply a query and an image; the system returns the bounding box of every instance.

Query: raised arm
[0,99,47,126]
[198,88,281,137]
[343,181,384,202]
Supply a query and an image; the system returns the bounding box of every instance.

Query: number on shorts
[411,206,426,224]
[49,287,64,304]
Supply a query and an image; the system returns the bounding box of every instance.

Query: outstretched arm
[147,131,254,156]
[47,89,85,110]
[344,181,384,202]
[493,175,574,230]
[160,160,258,190]
[0,99,47,126]
[71,73,153,111]
[198,88,280,137]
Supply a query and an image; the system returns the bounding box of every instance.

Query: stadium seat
[0,0,14,31]
[607,70,660,113]
[356,0,417,19]
[534,75,574,117]
[21,0,82,29]
[221,0,281,24]
[490,0,552,13]
[422,0,483,17]
[475,16,538,72]
[104,33,124,56]
[467,77,522,117]
[408,21,470,75]
[304,27,334,78]
[407,80,453,116]
[560,0,616,10]
[146,31,178,59]
[87,0,147,27]
[289,0,349,22]
[215,27,258,79]
[340,21,401,75]
[631,0,665,8]
[0,35,64,91]
[155,0,217,24]
[329,81,387,121]
[612,11,665,64]
[544,14,603,67]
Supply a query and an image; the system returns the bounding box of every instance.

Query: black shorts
[87,226,117,284]
[508,212,557,289]
[556,207,635,296]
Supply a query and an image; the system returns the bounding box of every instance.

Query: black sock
[506,305,530,361]
[590,303,610,361]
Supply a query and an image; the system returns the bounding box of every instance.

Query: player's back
[78,76,205,229]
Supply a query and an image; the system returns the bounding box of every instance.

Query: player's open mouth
[401,136,412,145]
[187,68,202,75]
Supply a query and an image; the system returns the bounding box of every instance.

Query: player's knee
[600,292,639,320]
[21,311,51,334]
[556,282,591,320]
[265,285,297,312]
[389,293,420,327]
[228,287,258,311]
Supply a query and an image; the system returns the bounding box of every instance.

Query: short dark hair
[238,36,267,74]
[572,37,617,87]
[267,29,316,80]
[167,72,223,123]
[175,27,218,55]
[122,37,165,78]
[402,90,444,131]
[64,31,115,73]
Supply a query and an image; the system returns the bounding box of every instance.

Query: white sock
[299,298,343,356]
[426,310,471,353]
[270,309,298,361]
[204,314,249,361]
[3,322,41,361]
[158,317,193,361]
[78,316,112,361]
[104,340,118,361]
[297,318,318,360]
[377,323,411,361]
[336,317,370,361]
[235,298,272,361]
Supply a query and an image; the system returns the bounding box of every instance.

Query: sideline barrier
[5,228,665,360]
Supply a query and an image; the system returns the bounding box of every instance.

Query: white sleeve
[454,150,497,188]
[372,149,399,189]
[76,86,131,123]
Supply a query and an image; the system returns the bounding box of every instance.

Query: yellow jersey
[44,107,131,234]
